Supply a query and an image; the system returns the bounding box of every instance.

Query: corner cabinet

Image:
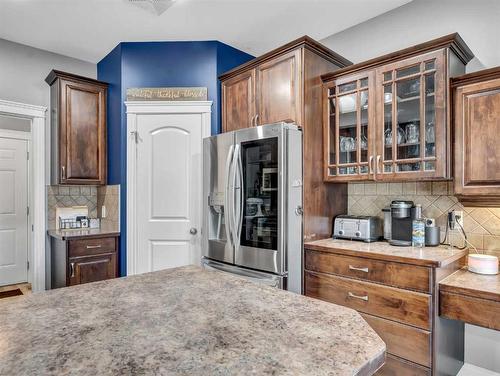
[452,67,500,206]
[46,70,108,185]
[322,33,474,182]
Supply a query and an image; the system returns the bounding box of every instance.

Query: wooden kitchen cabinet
[220,36,352,242]
[46,70,108,185]
[304,240,468,376]
[220,36,351,131]
[50,234,119,288]
[322,33,473,182]
[451,66,500,206]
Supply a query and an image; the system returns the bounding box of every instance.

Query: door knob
[190,227,198,235]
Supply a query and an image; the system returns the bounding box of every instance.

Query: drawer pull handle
[348,292,368,301]
[349,265,369,273]
[86,245,102,249]
[70,262,75,278]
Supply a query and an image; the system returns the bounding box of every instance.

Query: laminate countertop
[305,238,468,267]
[440,267,500,302]
[47,228,120,240]
[0,266,386,376]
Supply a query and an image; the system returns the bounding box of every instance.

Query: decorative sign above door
[126,87,208,101]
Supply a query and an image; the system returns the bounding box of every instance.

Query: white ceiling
[0,0,411,63]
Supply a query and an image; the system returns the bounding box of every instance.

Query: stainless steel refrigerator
[202,123,303,293]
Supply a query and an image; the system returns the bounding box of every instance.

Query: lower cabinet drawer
[305,249,432,293]
[305,271,432,330]
[376,355,431,376]
[69,237,117,257]
[360,313,431,367]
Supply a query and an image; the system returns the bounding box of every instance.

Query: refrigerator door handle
[232,144,244,247]
[224,145,235,248]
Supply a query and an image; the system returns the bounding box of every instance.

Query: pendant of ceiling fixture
[127,0,176,16]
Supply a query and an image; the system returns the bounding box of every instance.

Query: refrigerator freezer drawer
[202,257,285,289]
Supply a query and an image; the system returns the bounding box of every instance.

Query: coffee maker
[389,200,417,246]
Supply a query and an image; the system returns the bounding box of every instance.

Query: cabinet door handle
[255,114,259,126]
[348,292,368,301]
[251,115,256,127]
[86,244,102,249]
[70,262,75,278]
[376,155,381,174]
[369,155,374,175]
[349,265,369,273]
[61,166,66,180]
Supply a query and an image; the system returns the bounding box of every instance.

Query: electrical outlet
[454,210,464,228]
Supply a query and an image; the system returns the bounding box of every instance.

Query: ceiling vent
[127,0,176,16]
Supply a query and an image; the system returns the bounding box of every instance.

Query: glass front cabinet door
[324,72,376,181]
[375,51,447,181]
[323,49,452,182]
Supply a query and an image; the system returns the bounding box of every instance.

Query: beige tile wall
[348,181,500,254]
[97,185,120,230]
[47,185,120,231]
[47,186,97,229]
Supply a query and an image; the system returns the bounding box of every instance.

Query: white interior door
[134,113,202,273]
[0,137,28,286]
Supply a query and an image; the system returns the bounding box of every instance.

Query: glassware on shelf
[385,128,392,146]
[359,134,368,150]
[425,121,435,143]
[397,126,406,144]
[405,123,419,144]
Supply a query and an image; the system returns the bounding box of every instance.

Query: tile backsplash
[47,185,120,230]
[47,186,97,229]
[97,185,120,230]
[348,181,500,254]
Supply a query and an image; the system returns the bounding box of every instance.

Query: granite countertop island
[0,266,385,376]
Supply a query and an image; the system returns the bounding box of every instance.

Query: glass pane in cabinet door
[396,77,420,161]
[360,90,369,164]
[338,93,357,167]
[329,97,336,164]
[383,84,393,161]
[240,138,278,251]
[339,81,356,93]
[424,73,436,160]
[396,162,421,172]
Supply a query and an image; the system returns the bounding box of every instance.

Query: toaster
[333,215,382,242]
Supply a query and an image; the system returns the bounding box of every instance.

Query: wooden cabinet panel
[452,68,500,205]
[68,237,117,257]
[440,291,500,331]
[305,271,432,330]
[68,253,117,286]
[376,355,431,376]
[256,50,302,126]
[46,70,108,185]
[305,249,431,293]
[222,71,256,132]
[361,313,431,367]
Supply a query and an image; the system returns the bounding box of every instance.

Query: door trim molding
[0,99,47,291]
[125,101,212,275]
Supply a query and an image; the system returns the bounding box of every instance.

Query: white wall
[320,0,500,73]
[320,0,500,372]
[0,38,96,181]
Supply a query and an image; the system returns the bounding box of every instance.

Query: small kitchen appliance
[425,218,440,246]
[333,215,382,242]
[382,207,391,240]
[390,200,417,246]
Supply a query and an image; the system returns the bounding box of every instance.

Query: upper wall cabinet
[452,67,500,206]
[322,33,474,182]
[46,70,108,185]
[220,36,351,132]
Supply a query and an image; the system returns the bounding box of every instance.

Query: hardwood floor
[0,282,31,297]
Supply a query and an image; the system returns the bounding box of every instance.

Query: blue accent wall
[97,41,253,276]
